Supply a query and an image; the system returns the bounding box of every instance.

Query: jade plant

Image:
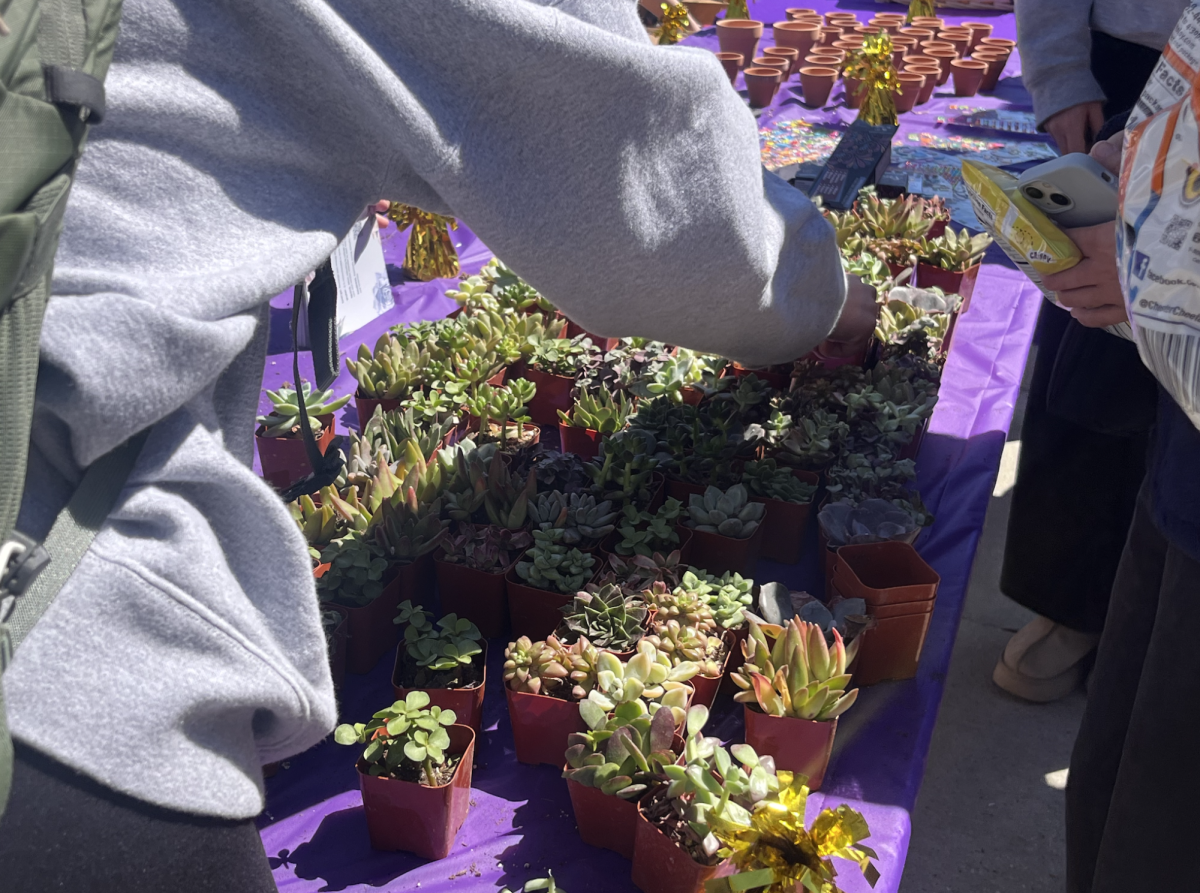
[613,498,683,557]
[558,388,633,434]
[393,601,483,688]
[918,227,992,272]
[563,699,678,800]
[334,692,459,786]
[685,484,764,539]
[257,382,350,437]
[730,617,858,721]
[741,459,817,505]
[502,634,600,700]
[528,491,618,546]
[644,619,726,677]
[346,333,427,400]
[465,380,538,447]
[557,584,648,653]
[438,523,532,572]
[514,528,597,594]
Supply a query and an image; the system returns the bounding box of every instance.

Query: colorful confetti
[759,118,842,171]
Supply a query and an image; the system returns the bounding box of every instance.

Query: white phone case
[1016,153,1119,228]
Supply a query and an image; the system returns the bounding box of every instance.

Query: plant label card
[810,120,898,209]
[330,213,393,337]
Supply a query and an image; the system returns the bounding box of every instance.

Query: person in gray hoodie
[0,0,875,888]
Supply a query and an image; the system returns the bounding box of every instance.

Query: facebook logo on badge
[1132,251,1151,279]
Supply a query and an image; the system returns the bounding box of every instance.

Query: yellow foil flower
[658,2,691,45]
[844,31,901,127]
[388,203,461,281]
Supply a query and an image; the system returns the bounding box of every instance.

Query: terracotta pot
[355,395,403,431]
[716,18,763,62]
[743,707,836,790]
[907,67,940,105]
[357,724,474,858]
[899,27,933,41]
[683,0,727,26]
[902,53,938,68]
[951,58,986,96]
[678,521,763,577]
[785,7,817,20]
[752,469,819,564]
[506,686,586,766]
[937,30,970,57]
[393,642,488,733]
[763,45,800,76]
[868,18,899,34]
[912,16,944,29]
[470,418,542,451]
[743,67,778,107]
[962,21,993,51]
[842,75,864,109]
[772,20,820,58]
[506,566,573,640]
[895,72,923,113]
[916,261,980,308]
[831,39,861,54]
[976,53,1009,91]
[434,554,510,639]
[567,778,640,859]
[979,37,1015,53]
[753,55,789,83]
[715,51,744,81]
[256,414,336,492]
[631,801,722,893]
[558,421,603,460]
[923,48,957,85]
[522,366,576,426]
[325,604,349,691]
[336,568,402,675]
[804,53,842,68]
[817,26,842,46]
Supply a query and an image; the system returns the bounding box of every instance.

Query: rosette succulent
[557,584,648,653]
[514,529,597,594]
[502,634,600,699]
[528,491,618,545]
[258,382,350,437]
[685,484,764,540]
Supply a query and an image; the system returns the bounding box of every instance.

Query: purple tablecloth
[258,3,1043,890]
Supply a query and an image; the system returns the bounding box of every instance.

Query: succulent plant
[584,639,698,726]
[372,488,449,564]
[465,379,538,448]
[557,584,648,653]
[393,601,483,686]
[853,188,935,241]
[315,531,390,608]
[684,568,755,631]
[594,549,687,594]
[257,382,350,437]
[644,619,726,677]
[559,388,633,434]
[438,523,532,572]
[589,428,660,506]
[774,410,849,470]
[528,491,618,545]
[741,459,817,505]
[333,691,458,786]
[506,444,593,494]
[562,698,678,800]
[290,486,349,550]
[817,497,925,546]
[613,497,683,557]
[346,333,427,399]
[918,227,992,272]
[502,634,600,699]
[685,484,764,540]
[529,336,596,376]
[514,528,597,594]
[730,617,858,721]
[641,581,717,633]
[480,454,538,531]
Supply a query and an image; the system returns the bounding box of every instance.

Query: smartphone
[1016,153,1119,228]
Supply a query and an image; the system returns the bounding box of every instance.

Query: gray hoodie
[7,0,845,819]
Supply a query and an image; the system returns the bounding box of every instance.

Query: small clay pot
[558,421,603,460]
[842,75,864,109]
[716,18,764,62]
[505,686,586,767]
[902,53,939,68]
[951,58,986,96]
[805,53,841,67]
[567,779,640,859]
[506,566,573,640]
[630,801,723,893]
[822,11,852,25]
[975,52,1009,91]
[919,39,953,53]
[435,553,510,639]
[715,51,743,81]
[785,7,817,20]
[895,72,924,114]
[963,21,993,51]
[899,27,933,41]
[868,17,900,34]
[393,642,488,733]
[256,413,337,493]
[817,26,842,46]
[979,37,1016,53]
[923,47,958,85]
[743,67,779,108]
[800,66,837,107]
[937,30,970,57]
[763,45,801,75]
[912,16,944,29]
[753,55,789,78]
[683,0,727,26]
[831,39,862,54]
[907,67,940,105]
[851,25,875,39]
[743,707,837,790]
[772,19,820,57]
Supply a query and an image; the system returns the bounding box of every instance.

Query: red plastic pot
[506,567,573,640]
[355,395,402,431]
[522,367,576,425]
[256,414,336,492]
[505,686,586,766]
[752,471,818,565]
[898,418,928,462]
[357,724,475,858]
[677,522,763,577]
[926,218,948,239]
[730,363,791,391]
[851,602,936,686]
[337,569,403,675]
[680,386,704,406]
[434,555,510,639]
[558,422,603,460]
[631,801,722,893]
[566,777,640,859]
[395,553,436,606]
[393,642,487,733]
[743,707,836,790]
[687,631,735,710]
[915,261,980,311]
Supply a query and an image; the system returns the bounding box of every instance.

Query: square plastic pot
[505,686,587,767]
[743,707,836,790]
[522,367,576,425]
[753,477,817,565]
[434,555,510,639]
[505,568,574,640]
[355,395,402,431]
[566,777,640,859]
[393,642,487,733]
[631,800,722,893]
[832,541,940,606]
[558,422,603,460]
[915,262,980,312]
[676,521,763,577]
[335,569,403,675]
[687,630,735,710]
[256,414,336,492]
[357,724,475,858]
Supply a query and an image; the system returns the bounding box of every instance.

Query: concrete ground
[901,348,1089,893]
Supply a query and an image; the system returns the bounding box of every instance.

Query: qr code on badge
[1161,215,1192,250]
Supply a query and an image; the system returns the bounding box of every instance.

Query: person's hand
[820,274,878,358]
[373,200,392,229]
[1090,129,1124,175]
[1042,222,1128,327]
[1044,101,1105,156]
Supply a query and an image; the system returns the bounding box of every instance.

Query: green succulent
[685,484,764,540]
[528,491,618,545]
[641,581,717,633]
[257,382,350,437]
[334,691,458,786]
[346,333,427,400]
[502,634,600,699]
[515,528,597,594]
[589,429,660,506]
[774,410,849,470]
[466,380,538,447]
[316,530,390,608]
[679,568,755,631]
[563,699,678,800]
[644,619,726,677]
[559,389,633,434]
[614,498,683,557]
[558,584,648,653]
[529,337,596,376]
[394,601,483,681]
[372,488,449,564]
[741,459,817,505]
[918,227,992,272]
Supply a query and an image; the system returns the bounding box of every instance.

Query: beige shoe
[992,616,1099,703]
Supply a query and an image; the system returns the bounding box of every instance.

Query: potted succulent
[771,409,849,471]
[557,389,633,460]
[346,332,426,428]
[333,692,474,858]
[728,361,792,392]
[435,523,532,638]
[609,498,687,559]
[682,484,765,576]
[372,488,449,606]
[588,429,663,509]
[508,529,597,638]
[556,584,649,656]
[503,633,600,766]
[392,602,487,732]
[316,531,399,675]
[528,490,619,550]
[594,549,689,595]
[255,382,349,491]
[915,228,992,308]
[643,619,730,710]
[522,337,596,424]
[741,459,819,564]
[464,380,541,451]
[730,617,858,790]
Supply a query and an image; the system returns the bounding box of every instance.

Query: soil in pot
[558,421,603,461]
[743,707,837,790]
[435,555,510,639]
[631,791,723,893]
[566,778,641,860]
[523,366,576,425]
[256,414,336,492]
[392,642,488,733]
[505,686,586,766]
[473,420,542,452]
[678,522,763,577]
[506,568,573,640]
[357,724,475,858]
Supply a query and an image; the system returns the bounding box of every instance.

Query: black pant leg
[0,742,278,893]
[1065,487,1168,893]
[1090,30,1167,120]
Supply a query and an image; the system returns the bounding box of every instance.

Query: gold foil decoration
[725,0,750,20]
[905,0,935,24]
[387,203,461,281]
[844,31,901,126]
[658,2,691,45]
[703,772,880,893]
